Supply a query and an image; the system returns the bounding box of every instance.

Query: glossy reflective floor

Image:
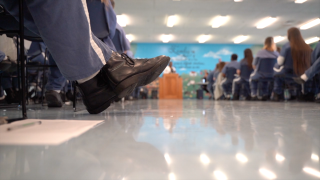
[1,100,320,180]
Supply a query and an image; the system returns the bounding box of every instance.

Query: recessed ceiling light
[234,35,249,44]
[167,15,177,27]
[117,15,128,27]
[234,0,243,2]
[198,35,211,43]
[300,18,320,30]
[212,16,229,28]
[295,0,307,3]
[274,36,285,43]
[256,17,277,29]
[126,34,134,42]
[162,34,173,43]
[305,37,320,44]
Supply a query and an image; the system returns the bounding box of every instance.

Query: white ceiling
[114,0,320,44]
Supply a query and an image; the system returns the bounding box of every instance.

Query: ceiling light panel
[305,37,320,44]
[234,35,249,44]
[212,16,229,28]
[162,34,173,43]
[300,18,320,30]
[295,0,307,3]
[256,17,277,29]
[167,15,177,27]
[117,15,128,27]
[274,36,285,43]
[126,34,134,42]
[198,35,211,43]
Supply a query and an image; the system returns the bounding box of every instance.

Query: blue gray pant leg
[46,53,67,91]
[250,80,258,96]
[305,57,320,79]
[1,0,112,81]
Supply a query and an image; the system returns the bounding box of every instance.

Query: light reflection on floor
[0,100,320,180]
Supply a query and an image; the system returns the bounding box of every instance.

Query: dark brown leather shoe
[101,52,170,98]
[77,73,116,114]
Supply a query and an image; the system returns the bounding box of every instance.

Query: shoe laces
[121,53,135,66]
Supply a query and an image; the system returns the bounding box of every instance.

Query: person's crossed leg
[1,0,170,113]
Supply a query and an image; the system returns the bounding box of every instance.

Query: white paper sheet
[0,119,104,145]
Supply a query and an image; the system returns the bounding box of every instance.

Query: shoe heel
[116,83,137,99]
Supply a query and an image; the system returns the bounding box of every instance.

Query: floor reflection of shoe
[45,90,63,107]
[293,77,305,84]
[77,73,116,114]
[101,52,170,98]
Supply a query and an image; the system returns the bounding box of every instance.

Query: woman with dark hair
[232,48,254,100]
[250,37,279,100]
[273,27,313,101]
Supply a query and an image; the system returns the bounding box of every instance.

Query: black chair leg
[19,0,27,119]
[72,81,77,112]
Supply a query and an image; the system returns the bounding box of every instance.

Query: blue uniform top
[239,58,254,80]
[253,49,279,66]
[222,61,240,74]
[111,23,131,53]
[0,50,6,62]
[312,41,320,64]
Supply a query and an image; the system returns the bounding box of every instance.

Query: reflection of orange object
[159,74,183,99]
[158,100,183,133]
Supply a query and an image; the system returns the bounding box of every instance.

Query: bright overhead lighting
[212,16,229,28]
[275,154,285,162]
[300,18,320,30]
[117,15,128,27]
[295,0,307,3]
[256,17,277,29]
[126,34,134,42]
[259,168,277,179]
[234,35,248,44]
[162,34,173,43]
[169,173,176,180]
[234,0,243,2]
[167,15,177,27]
[303,167,320,178]
[200,154,210,165]
[305,37,320,44]
[311,154,319,162]
[164,153,172,165]
[213,171,228,180]
[274,36,285,43]
[198,35,211,43]
[236,153,248,163]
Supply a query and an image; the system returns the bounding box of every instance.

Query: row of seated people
[206,27,320,102]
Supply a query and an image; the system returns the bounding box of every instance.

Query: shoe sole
[46,94,63,107]
[112,56,170,99]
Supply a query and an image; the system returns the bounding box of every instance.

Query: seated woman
[232,48,254,100]
[250,37,279,100]
[273,27,313,101]
[214,62,226,100]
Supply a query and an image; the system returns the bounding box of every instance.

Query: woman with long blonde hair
[250,37,279,100]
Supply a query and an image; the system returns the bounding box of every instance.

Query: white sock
[77,71,99,84]
[301,74,308,81]
[54,90,61,93]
